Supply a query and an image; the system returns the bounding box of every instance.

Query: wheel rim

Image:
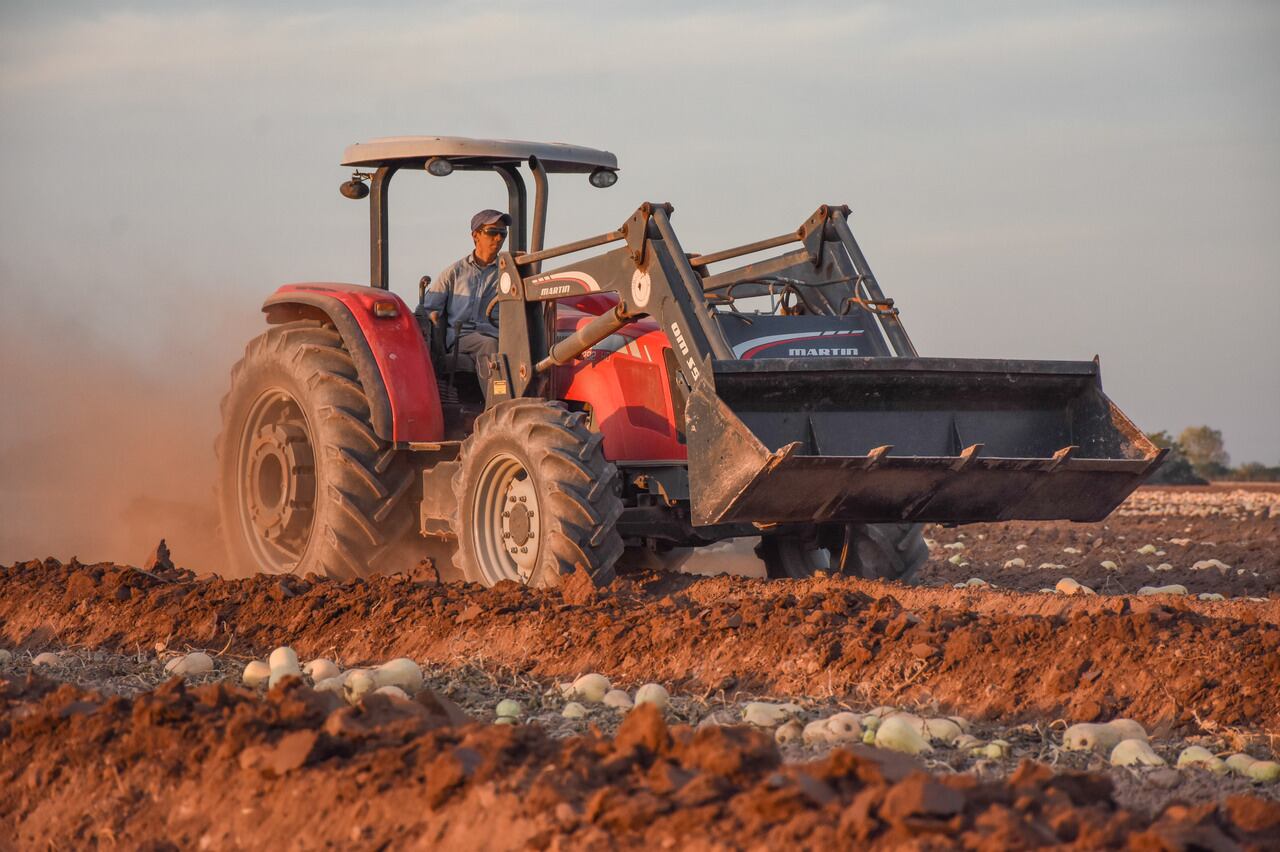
[472,452,541,585]
[236,388,316,573]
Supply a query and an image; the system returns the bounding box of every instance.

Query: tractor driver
[421,209,511,381]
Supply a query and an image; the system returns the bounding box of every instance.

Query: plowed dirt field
[2,485,1278,849]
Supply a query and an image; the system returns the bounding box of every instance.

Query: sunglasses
[479,228,508,237]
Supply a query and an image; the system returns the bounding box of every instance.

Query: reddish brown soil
[2,486,1277,847]
[3,554,1278,735]
[3,675,1278,850]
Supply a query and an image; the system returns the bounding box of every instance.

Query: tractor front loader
[218,137,1163,587]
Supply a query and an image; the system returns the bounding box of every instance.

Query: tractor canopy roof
[341,136,617,173]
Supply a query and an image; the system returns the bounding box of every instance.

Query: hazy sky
[2,1,1278,463]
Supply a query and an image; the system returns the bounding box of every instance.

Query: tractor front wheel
[451,399,623,588]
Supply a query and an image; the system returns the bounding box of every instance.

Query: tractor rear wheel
[757,523,927,584]
[451,399,623,588]
[217,320,416,578]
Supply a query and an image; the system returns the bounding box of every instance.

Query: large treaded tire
[758,523,927,584]
[452,399,623,588]
[216,320,416,578]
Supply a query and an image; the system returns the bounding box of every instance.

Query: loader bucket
[685,357,1163,527]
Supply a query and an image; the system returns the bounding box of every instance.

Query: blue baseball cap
[471,209,511,232]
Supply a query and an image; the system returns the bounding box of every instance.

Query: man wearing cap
[422,209,511,380]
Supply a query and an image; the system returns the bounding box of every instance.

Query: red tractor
[218,136,1163,587]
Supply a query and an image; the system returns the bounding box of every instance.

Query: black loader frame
[459,201,1164,540]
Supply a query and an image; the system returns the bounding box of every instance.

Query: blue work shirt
[422,253,500,347]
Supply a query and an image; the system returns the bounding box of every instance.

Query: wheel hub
[246,422,314,543]
[500,471,539,578]
[472,453,541,585]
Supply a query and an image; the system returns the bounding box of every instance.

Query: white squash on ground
[861,715,881,732]
[955,734,984,751]
[1246,761,1280,783]
[634,683,669,710]
[495,699,522,718]
[824,712,862,742]
[1137,585,1188,596]
[494,716,516,726]
[1110,739,1165,767]
[571,673,611,703]
[373,658,423,692]
[1063,723,1124,753]
[313,676,344,694]
[742,702,790,727]
[1177,746,1227,773]
[32,652,61,667]
[1225,754,1257,775]
[165,652,214,676]
[1055,577,1095,596]
[375,685,409,700]
[982,740,1011,760]
[561,702,588,719]
[242,660,270,687]
[1197,593,1225,602]
[603,689,633,710]
[775,719,803,745]
[1100,561,1119,570]
[803,719,832,747]
[1004,558,1026,569]
[874,715,933,754]
[924,718,963,745]
[1105,719,1148,742]
[268,646,299,672]
[304,659,340,682]
[343,669,376,704]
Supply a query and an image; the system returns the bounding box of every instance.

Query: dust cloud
[0,302,256,572]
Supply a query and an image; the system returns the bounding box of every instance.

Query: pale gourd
[495,698,523,718]
[874,715,933,754]
[1110,739,1165,767]
[1105,719,1148,742]
[924,718,963,745]
[561,702,587,719]
[1246,761,1280,783]
[571,673,611,703]
[775,719,803,745]
[375,685,410,700]
[165,652,213,676]
[343,669,376,704]
[268,646,299,672]
[305,659,340,682]
[373,658,423,692]
[825,712,862,742]
[802,719,832,747]
[603,689,633,710]
[634,683,669,710]
[742,702,790,727]
[242,660,271,687]
[1063,722,1123,753]
[32,652,61,667]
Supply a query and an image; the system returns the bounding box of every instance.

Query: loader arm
[490,203,1164,527]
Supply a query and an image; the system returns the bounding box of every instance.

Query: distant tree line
[1145,426,1280,483]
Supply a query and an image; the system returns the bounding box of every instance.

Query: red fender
[262,283,444,443]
